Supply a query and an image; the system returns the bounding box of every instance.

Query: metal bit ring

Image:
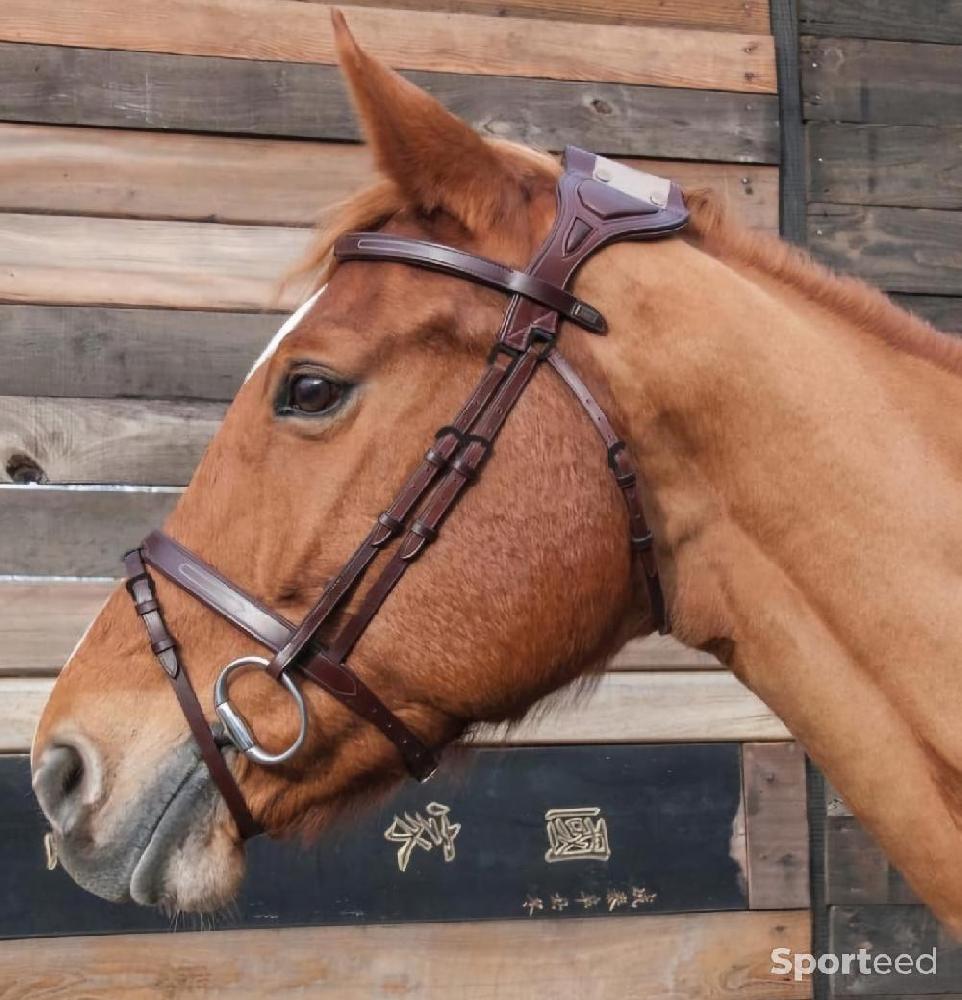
[214,656,307,766]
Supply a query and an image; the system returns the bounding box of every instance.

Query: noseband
[123,146,688,840]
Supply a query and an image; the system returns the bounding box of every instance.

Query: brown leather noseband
[123,146,688,840]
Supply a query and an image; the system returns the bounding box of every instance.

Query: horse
[31,12,962,931]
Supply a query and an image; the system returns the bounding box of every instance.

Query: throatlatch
[124,146,688,839]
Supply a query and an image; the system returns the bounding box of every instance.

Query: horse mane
[685,188,962,378]
[286,177,406,294]
[287,158,962,379]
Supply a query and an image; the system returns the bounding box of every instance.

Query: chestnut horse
[32,16,962,930]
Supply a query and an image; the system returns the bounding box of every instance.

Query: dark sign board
[0,744,745,938]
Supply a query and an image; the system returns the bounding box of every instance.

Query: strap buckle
[450,432,494,482]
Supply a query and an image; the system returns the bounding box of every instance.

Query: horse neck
[579,235,962,930]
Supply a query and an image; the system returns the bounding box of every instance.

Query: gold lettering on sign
[544,807,611,863]
[383,802,461,873]
[522,895,544,917]
[606,888,628,912]
[631,886,658,907]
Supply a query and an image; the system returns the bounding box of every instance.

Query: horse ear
[331,10,525,231]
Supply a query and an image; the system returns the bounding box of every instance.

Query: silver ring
[213,656,307,766]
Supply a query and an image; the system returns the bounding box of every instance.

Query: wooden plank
[0,123,374,226]
[609,632,723,670]
[0,910,812,997]
[0,680,48,753]
[0,44,781,163]
[771,0,806,245]
[0,213,312,310]
[799,0,962,45]
[825,816,918,906]
[0,125,781,230]
[0,484,179,576]
[0,396,224,486]
[808,124,962,210]
[829,905,955,996]
[314,0,772,33]
[2,672,790,752]
[801,36,962,126]
[742,742,810,909]
[0,747,751,934]
[893,295,962,334]
[808,204,962,296]
[0,305,282,401]
[0,0,777,94]
[484,672,791,743]
[0,580,112,676]
[0,580,721,677]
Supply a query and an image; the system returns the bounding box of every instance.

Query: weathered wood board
[743,742,810,910]
[332,0,772,32]
[0,908,811,999]
[825,816,917,906]
[0,671,789,753]
[0,305,282,401]
[0,396,225,486]
[0,484,180,576]
[0,125,781,230]
[0,746,750,936]
[801,36,962,126]
[808,124,962,210]
[0,213,312,310]
[799,0,962,45]
[0,44,781,162]
[893,295,962,335]
[0,123,373,226]
[0,578,721,676]
[0,580,112,676]
[0,0,777,93]
[829,905,957,997]
[808,204,962,295]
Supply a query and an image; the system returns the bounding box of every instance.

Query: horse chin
[53,740,247,913]
[128,765,246,912]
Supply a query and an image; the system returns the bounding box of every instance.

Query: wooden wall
[801,0,962,335]
[798,1,962,998]
[0,1,814,996]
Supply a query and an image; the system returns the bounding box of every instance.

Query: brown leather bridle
[123,146,687,840]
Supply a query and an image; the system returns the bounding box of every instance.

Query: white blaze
[245,286,326,381]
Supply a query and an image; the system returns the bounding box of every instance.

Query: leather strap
[142,530,294,651]
[139,533,438,782]
[123,549,262,840]
[265,354,514,682]
[319,332,555,672]
[334,233,607,333]
[547,350,666,631]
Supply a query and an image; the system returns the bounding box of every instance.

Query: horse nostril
[32,743,95,836]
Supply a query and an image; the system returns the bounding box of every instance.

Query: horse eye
[284,374,346,415]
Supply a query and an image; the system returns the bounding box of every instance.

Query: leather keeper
[409,520,438,544]
[377,511,403,535]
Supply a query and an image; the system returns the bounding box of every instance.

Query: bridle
[123,146,688,840]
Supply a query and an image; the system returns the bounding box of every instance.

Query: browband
[334,234,607,333]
